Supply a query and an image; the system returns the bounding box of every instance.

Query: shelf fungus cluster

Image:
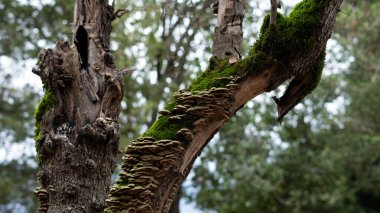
[35,187,49,212]
[106,137,184,212]
[164,77,240,134]
[107,77,241,212]
[172,87,236,131]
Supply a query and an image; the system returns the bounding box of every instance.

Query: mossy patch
[250,0,324,67]
[164,98,179,111]
[34,90,54,141]
[142,113,196,147]
[34,90,54,123]
[34,90,54,163]
[142,116,182,141]
[35,127,44,142]
[190,57,237,92]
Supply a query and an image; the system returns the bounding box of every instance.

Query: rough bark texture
[212,0,245,61]
[33,0,124,212]
[106,0,343,212]
[167,187,180,213]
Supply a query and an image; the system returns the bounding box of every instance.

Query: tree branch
[105,0,343,212]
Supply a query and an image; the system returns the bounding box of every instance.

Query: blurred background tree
[0,0,379,212]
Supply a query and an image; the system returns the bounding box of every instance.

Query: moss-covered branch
[106,0,344,212]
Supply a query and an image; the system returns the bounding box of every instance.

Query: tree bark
[168,187,180,213]
[212,0,245,61]
[33,0,124,212]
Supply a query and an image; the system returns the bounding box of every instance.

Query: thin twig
[119,68,136,77]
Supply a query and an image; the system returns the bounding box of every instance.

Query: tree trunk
[33,0,124,212]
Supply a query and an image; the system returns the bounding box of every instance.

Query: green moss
[289,0,323,25]
[164,98,179,111]
[259,14,271,35]
[143,116,182,140]
[250,0,324,67]
[34,90,54,142]
[34,90,54,123]
[149,57,246,143]
[35,126,44,142]
[190,57,243,92]
[34,90,54,164]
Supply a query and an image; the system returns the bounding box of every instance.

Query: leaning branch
[105,0,343,212]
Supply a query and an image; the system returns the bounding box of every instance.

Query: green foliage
[0,82,38,142]
[112,0,216,146]
[0,0,73,59]
[0,160,38,212]
[189,107,282,212]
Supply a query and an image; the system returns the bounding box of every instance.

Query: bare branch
[270,0,278,24]
[113,8,130,20]
[119,68,136,77]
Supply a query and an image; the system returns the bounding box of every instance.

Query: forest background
[1,0,379,212]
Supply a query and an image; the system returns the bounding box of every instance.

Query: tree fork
[33,0,124,212]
